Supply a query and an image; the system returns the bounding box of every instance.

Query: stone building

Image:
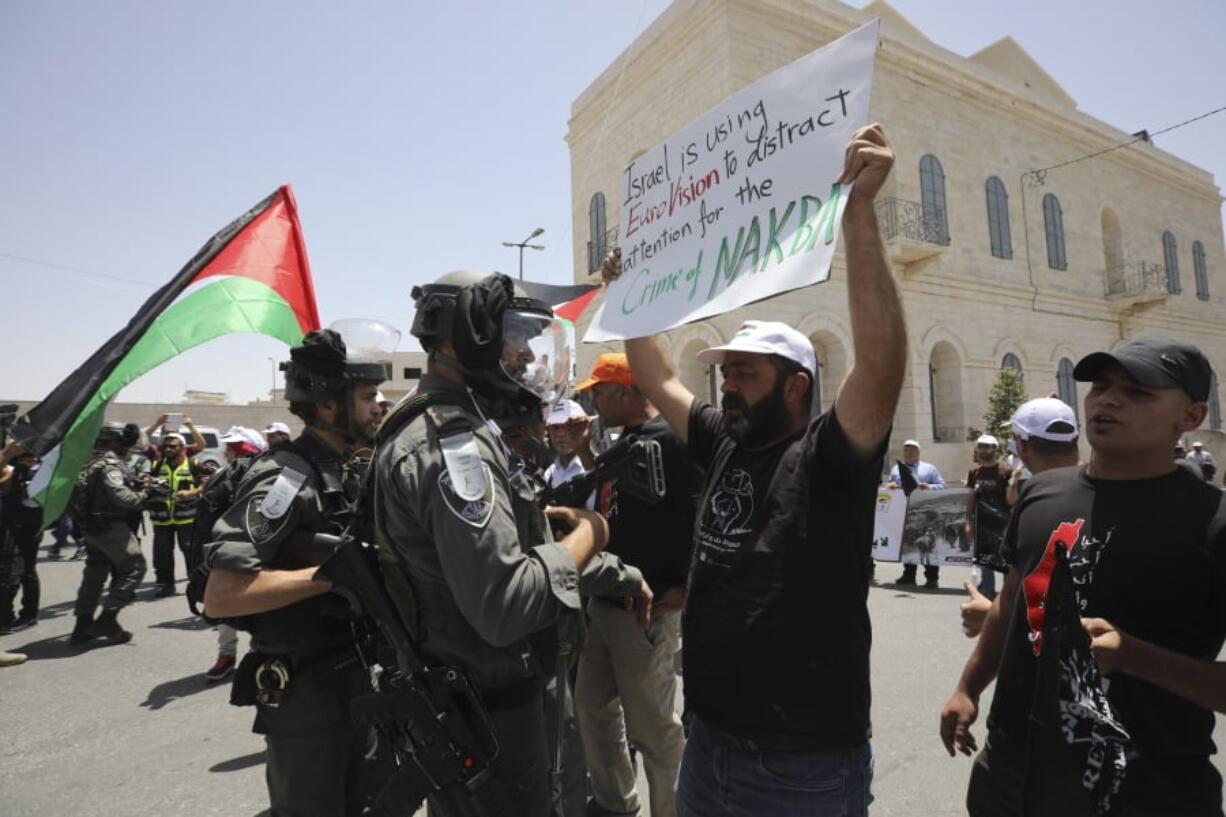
[566,0,1226,479]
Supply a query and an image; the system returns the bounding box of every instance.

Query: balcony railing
[1105,260,1164,297]
[875,197,950,247]
[586,225,620,273]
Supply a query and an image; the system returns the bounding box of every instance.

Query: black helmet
[96,421,141,449]
[281,329,387,403]
[410,271,566,406]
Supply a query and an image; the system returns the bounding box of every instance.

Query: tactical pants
[74,524,146,618]
[427,693,552,817]
[151,523,191,585]
[0,525,41,620]
[576,603,684,817]
[545,666,587,817]
[253,654,391,817]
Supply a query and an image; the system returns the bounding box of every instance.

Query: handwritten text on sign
[586,20,879,342]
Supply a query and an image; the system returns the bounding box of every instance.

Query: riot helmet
[410,271,566,407]
[95,421,142,451]
[281,320,395,444]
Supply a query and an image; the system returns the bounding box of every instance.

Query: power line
[0,251,156,289]
[1030,103,1226,177]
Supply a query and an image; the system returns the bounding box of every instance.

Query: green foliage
[983,367,1027,440]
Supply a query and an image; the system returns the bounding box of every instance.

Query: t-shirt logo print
[706,468,755,537]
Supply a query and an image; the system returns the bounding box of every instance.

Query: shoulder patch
[438,465,496,528]
[243,490,295,545]
[260,467,307,519]
[104,468,126,488]
[440,432,486,501]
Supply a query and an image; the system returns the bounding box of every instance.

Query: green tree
[983,367,1027,442]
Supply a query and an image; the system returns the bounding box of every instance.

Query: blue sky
[2,0,1222,403]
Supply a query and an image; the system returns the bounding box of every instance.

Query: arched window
[587,193,607,273]
[1056,358,1078,422]
[1194,240,1210,300]
[1042,193,1067,270]
[1162,230,1180,294]
[1002,353,1023,372]
[919,154,950,245]
[1212,371,1223,432]
[985,176,1012,259]
[929,342,964,442]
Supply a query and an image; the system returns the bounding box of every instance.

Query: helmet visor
[501,308,567,403]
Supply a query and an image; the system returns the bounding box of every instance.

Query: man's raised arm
[602,248,696,444]
[832,124,907,460]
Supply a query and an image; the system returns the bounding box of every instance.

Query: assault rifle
[313,533,500,816]
[539,433,667,510]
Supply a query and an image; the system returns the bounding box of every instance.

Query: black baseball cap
[1073,336,1212,402]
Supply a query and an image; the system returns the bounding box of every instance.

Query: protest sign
[871,487,907,562]
[585,20,879,342]
[874,487,978,567]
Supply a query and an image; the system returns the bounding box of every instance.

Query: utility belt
[231,644,359,709]
[80,512,131,534]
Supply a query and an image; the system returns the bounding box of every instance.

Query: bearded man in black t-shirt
[940,336,1226,817]
[602,124,906,817]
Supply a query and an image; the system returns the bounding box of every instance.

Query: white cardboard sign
[585,20,879,341]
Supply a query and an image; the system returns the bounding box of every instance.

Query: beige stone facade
[566,0,1226,480]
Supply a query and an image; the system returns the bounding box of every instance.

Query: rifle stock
[539,434,666,510]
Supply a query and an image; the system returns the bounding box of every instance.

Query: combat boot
[85,609,132,644]
[70,615,97,644]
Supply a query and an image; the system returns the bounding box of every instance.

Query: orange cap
[573,352,635,392]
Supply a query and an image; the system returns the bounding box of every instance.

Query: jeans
[979,567,998,599]
[677,716,873,817]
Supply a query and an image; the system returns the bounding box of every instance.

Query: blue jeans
[677,716,874,817]
[979,567,997,599]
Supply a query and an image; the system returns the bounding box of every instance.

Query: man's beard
[722,377,791,447]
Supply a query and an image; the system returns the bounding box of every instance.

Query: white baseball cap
[1009,398,1078,442]
[696,321,817,378]
[976,434,1000,447]
[263,421,291,436]
[161,432,185,445]
[220,425,268,451]
[902,439,921,449]
[1192,441,1205,449]
[545,399,589,426]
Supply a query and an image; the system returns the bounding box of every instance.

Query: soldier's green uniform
[206,431,390,817]
[73,447,147,639]
[377,270,641,817]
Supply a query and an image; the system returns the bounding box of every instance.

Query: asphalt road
[2,538,1222,816]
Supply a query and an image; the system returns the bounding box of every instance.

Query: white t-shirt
[543,455,595,510]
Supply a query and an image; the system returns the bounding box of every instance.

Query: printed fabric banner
[873,487,977,567]
[585,19,879,342]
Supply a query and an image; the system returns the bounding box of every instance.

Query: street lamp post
[501,227,545,280]
[267,356,277,402]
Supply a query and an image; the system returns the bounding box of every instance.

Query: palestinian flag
[516,280,600,325]
[12,185,320,523]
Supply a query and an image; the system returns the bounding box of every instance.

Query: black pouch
[230,651,264,707]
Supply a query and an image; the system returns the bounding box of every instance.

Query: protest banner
[871,487,907,562]
[874,487,980,567]
[585,19,879,342]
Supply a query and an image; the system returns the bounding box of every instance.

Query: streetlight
[501,227,545,280]
[267,356,277,402]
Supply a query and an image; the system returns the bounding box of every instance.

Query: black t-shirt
[598,416,701,595]
[684,400,886,750]
[989,465,1226,813]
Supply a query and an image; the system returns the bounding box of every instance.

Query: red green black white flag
[12,185,321,521]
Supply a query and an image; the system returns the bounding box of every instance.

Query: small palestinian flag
[12,185,321,523]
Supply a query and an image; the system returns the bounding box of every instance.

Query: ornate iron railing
[587,225,620,273]
[1105,260,1165,298]
[875,197,950,246]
